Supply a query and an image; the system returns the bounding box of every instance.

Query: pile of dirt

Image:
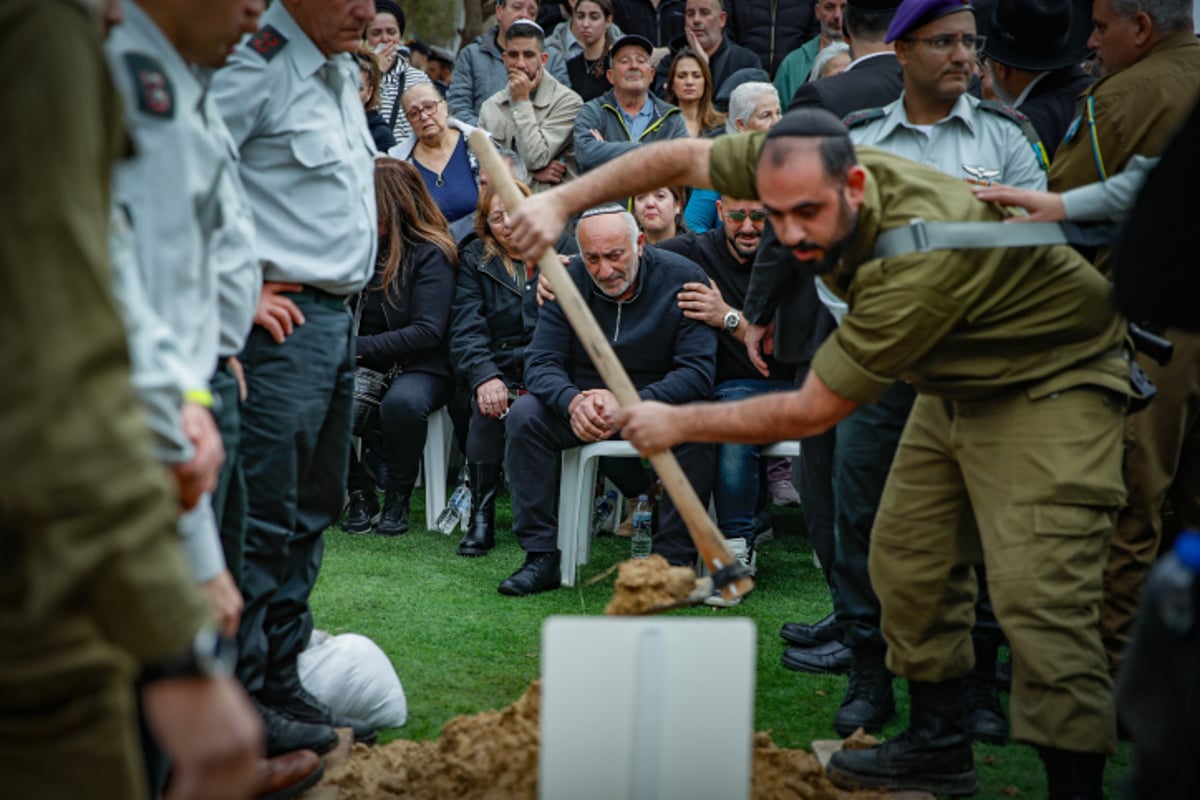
[321,683,886,799]
[603,554,699,615]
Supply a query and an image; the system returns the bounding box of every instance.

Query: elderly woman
[389,82,486,224]
[343,159,458,537]
[684,81,783,233]
[448,181,540,556]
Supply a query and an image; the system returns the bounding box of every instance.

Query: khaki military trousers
[870,385,1124,754]
[1103,329,1200,667]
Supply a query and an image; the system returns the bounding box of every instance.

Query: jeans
[711,378,794,543]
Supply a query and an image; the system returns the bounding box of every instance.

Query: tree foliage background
[403,0,495,50]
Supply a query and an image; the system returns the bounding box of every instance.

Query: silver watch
[722,309,741,333]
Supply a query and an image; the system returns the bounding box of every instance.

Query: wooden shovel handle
[468,131,753,602]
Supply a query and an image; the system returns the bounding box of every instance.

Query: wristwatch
[722,309,742,333]
[140,624,237,682]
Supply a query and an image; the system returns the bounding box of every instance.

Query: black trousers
[348,370,451,496]
[793,364,837,578]
[505,393,715,566]
[235,294,353,694]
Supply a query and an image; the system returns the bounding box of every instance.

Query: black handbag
[351,290,397,436]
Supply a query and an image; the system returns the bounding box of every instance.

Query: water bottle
[435,482,472,535]
[1147,530,1200,636]
[591,488,618,534]
[630,494,653,559]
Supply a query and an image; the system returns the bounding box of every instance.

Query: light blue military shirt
[211,0,377,296]
[847,92,1047,191]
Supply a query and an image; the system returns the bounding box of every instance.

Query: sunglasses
[725,209,767,223]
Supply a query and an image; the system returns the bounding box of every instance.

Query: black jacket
[726,0,818,78]
[365,108,397,153]
[525,246,716,417]
[449,238,541,391]
[654,230,791,383]
[354,241,455,378]
[788,52,905,118]
[613,0,686,47]
[1018,65,1093,158]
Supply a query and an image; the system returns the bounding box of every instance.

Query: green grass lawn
[311,490,1130,799]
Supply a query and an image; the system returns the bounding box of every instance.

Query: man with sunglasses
[655,197,792,603]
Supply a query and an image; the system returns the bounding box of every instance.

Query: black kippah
[765,108,850,141]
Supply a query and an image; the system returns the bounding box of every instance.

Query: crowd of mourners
[4,0,1199,798]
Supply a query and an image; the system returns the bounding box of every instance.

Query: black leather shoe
[966,673,1009,744]
[827,679,978,797]
[259,685,377,746]
[498,551,561,597]
[834,655,895,737]
[781,639,852,674]
[342,491,378,534]
[458,463,499,556]
[375,491,409,537]
[253,698,338,758]
[780,613,841,648]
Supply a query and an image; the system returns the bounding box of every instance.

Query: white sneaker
[767,479,801,507]
[704,538,755,607]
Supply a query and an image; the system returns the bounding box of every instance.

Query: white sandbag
[298,631,407,729]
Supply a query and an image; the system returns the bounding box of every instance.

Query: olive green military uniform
[711,133,1130,754]
[0,2,210,797]
[1050,31,1200,668]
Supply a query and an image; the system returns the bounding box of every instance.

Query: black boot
[259,665,377,746]
[342,490,379,534]
[966,636,1009,744]
[834,645,895,737]
[827,678,979,796]
[252,697,338,758]
[498,551,561,596]
[376,490,410,537]
[1038,746,1106,800]
[458,463,500,556]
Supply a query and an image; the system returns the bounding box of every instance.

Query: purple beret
[885,0,974,43]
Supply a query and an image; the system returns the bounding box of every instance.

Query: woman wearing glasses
[447,181,541,557]
[389,82,489,223]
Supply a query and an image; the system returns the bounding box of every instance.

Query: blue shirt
[620,95,657,141]
[414,136,479,223]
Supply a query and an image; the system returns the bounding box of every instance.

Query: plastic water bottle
[435,482,472,535]
[1147,530,1200,636]
[591,488,618,534]
[630,495,653,559]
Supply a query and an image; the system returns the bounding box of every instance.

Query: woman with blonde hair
[343,159,458,537]
[447,181,540,556]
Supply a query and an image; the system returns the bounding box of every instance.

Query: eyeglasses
[404,99,443,122]
[901,34,986,53]
[725,209,767,223]
[487,210,510,225]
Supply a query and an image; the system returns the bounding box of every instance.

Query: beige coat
[479,71,582,193]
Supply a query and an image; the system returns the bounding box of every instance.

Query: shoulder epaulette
[978,100,1049,171]
[842,107,886,129]
[248,25,288,62]
[123,52,174,118]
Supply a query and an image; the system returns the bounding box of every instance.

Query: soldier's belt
[873,218,1116,260]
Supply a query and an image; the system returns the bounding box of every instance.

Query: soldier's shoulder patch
[978,100,1049,172]
[123,52,174,118]
[842,107,886,129]
[249,25,288,61]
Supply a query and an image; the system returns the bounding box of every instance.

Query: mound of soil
[603,554,700,615]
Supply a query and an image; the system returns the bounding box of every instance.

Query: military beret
[766,108,851,141]
[886,0,974,43]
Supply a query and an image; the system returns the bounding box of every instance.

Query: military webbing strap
[872,218,1118,260]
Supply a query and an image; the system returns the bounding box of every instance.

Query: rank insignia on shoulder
[842,107,886,129]
[250,25,288,61]
[124,53,173,118]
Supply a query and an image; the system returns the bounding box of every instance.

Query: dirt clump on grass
[603,553,699,615]
[321,683,886,799]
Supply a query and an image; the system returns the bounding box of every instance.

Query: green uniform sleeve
[0,0,208,671]
[709,130,767,201]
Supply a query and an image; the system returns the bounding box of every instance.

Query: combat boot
[376,490,410,536]
[457,463,500,556]
[833,645,895,737]
[827,678,979,797]
[1039,746,1106,800]
[965,635,1008,743]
